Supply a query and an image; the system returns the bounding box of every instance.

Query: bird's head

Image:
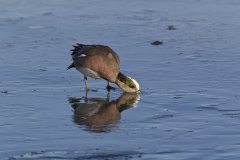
[115,72,140,93]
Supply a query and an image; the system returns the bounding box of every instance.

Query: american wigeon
[68,43,140,93]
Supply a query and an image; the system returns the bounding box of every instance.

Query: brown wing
[73,44,120,82]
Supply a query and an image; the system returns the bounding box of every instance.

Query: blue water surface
[1,0,240,159]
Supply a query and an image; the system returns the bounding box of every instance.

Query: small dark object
[151,40,163,45]
[167,25,176,30]
[1,90,8,94]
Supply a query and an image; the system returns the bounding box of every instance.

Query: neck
[115,72,139,93]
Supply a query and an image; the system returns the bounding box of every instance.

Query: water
[1,0,240,159]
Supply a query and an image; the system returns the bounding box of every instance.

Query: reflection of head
[68,92,140,133]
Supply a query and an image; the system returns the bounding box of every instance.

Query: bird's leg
[84,76,89,91]
[85,90,88,98]
[107,91,110,102]
[107,81,111,90]
[106,81,111,91]
[106,81,115,91]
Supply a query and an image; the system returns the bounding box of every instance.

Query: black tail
[67,63,75,70]
[71,43,90,56]
[71,44,83,55]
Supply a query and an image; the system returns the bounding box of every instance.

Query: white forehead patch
[128,76,140,91]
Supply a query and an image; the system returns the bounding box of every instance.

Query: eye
[129,84,135,88]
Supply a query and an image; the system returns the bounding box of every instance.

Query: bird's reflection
[68,92,140,133]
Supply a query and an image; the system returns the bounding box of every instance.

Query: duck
[68,43,140,93]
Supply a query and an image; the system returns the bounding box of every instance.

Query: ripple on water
[9,150,142,160]
[9,149,187,160]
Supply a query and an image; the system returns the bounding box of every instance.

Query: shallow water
[1,0,240,159]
